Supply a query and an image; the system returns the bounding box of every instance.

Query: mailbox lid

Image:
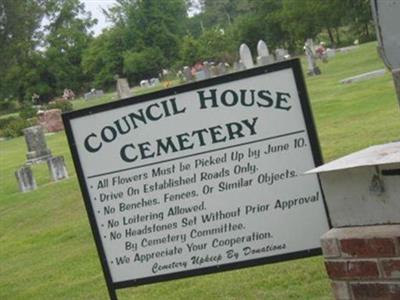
[306,142,400,228]
[306,142,400,174]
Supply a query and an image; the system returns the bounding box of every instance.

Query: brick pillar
[321,225,400,300]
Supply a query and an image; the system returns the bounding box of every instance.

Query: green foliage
[43,0,96,96]
[0,0,45,101]
[0,0,376,103]
[123,47,164,83]
[46,99,73,113]
[82,27,125,90]
[0,116,35,138]
[19,102,38,119]
[180,34,202,66]
[0,115,18,130]
[0,99,20,114]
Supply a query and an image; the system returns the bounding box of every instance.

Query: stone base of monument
[257,55,275,66]
[47,156,69,181]
[26,151,52,164]
[321,225,400,300]
[15,165,37,192]
[307,66,321,76]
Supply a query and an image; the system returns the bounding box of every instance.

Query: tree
[123,47,164,82]
[82,27,126,90]
[43,0,96,97]
[0,0,45,101]
[107,0,187,67]
[180,34,202,66]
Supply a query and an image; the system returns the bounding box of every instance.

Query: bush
[1,117,37,138]
[46,99,73,113]
[19,102,38,119]
[0,99,20,113]
[0,116,19,130]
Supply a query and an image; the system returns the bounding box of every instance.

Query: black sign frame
[63,59,331,300]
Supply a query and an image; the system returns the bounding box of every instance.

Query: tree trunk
[335,27,341,45]
[327,27,335,47]
[365,23,370,40]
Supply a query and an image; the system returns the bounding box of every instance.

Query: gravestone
[339,69,386,84]
[140,80,150,88]
[195,70,206,81]
[47,156,69,181]
[23,126,52,164]
[183,66,193,82]
[217,62,227,75]
[372,0,400,104]
[257,40,275,66]
[15,166,37,192]
[304,39,321,76]
[234,61,245,72]
[275,48,289,62]
[116,78,132,99]
[84,89,104,100]
[202,61,211,79]
[239,43,254,69]
[210,65,219,77]
[149,78,160,86]
[37,109,64,133]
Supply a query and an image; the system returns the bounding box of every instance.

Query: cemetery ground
[1,42,400,300]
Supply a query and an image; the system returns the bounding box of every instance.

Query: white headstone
[257,40,270,57]
[239,43,254,69]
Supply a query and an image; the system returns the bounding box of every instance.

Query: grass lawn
[1,42,399,300]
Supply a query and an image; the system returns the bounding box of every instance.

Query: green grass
[1,42,399,300]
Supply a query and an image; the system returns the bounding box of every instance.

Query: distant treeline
[0,0,374,103]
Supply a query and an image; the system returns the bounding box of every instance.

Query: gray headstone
[84,90,104,100]
[210,65,219,77]
[235,61,246,72]
[15,165,37,192]
[275,48,289,62]
[149,78,160,86]
[217,62,227,75]
[23,126,52,164]
[183,66,193,82]
[47,156,69,181]
[239,43,254,69]
[203,61,211,79]
[116,78,132,99]
[195,70,206,81]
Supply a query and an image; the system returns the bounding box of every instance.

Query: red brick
[340,238,396,258]
[381,259,400,278]
[321,238,341,258]
[351,282,400,300]
[325,260,379,279]
[331,281,351,300]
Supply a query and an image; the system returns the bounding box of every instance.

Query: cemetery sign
[63,59,330,299]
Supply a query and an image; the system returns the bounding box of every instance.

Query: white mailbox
[307,142,400,227]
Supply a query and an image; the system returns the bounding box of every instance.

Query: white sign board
[63,60,330,298]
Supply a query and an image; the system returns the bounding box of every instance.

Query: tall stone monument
[23,126,52,164]
[116,78,133,99]
[304,39,321,76]
[15,125,69,192]
[371,0,400,104]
